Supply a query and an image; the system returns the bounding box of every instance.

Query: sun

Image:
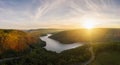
[82,19,96,29]
[84,23,94,29]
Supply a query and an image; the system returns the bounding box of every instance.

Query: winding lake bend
[40,34,83,53]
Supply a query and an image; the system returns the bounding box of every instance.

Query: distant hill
[50,28,120,44]
[27,29,64,37]
[0,29,40,54]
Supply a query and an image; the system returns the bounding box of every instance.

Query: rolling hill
[0,29,41,58]
[27,29,64,37]
[50,28,120,44]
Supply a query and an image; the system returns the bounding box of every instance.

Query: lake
[40,34,83,53]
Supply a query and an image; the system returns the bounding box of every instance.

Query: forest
[0,29,120,65]
[50,28,120,44]
[0,29,41,58]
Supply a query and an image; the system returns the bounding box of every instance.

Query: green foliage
[89,42,120,65]
[0,44,91,65]
[57,45,91,65]
[50,28,120,44]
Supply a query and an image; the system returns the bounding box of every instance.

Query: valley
[0,28,120,65]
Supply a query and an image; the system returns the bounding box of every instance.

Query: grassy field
[89,51,120,65]
[89,42,120,65]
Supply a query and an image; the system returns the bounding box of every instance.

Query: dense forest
[0,44,91,65]
[0,29,41,58]
[50,28,120,44]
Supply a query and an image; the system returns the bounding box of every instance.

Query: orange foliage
[0,30,40,52]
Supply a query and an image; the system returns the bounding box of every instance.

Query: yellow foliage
[0,29,40,52]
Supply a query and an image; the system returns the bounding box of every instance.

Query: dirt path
[83,47,95,65]
[0,57,20,62]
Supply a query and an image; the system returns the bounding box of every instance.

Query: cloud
[0,0,120,29]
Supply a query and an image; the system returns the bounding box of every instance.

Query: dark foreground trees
[0,45,91,65]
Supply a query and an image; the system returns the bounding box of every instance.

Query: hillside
[50,28,120,44]
[89,42,120,65]
[0,29,41,58]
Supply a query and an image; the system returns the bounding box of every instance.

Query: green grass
[89,51,120,65]
[89,42,120,65]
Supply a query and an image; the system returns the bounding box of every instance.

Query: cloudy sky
[0,0,120,29]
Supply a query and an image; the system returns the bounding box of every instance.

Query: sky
[0,0,120,29]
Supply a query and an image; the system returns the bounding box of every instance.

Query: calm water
[40,34,83,53]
